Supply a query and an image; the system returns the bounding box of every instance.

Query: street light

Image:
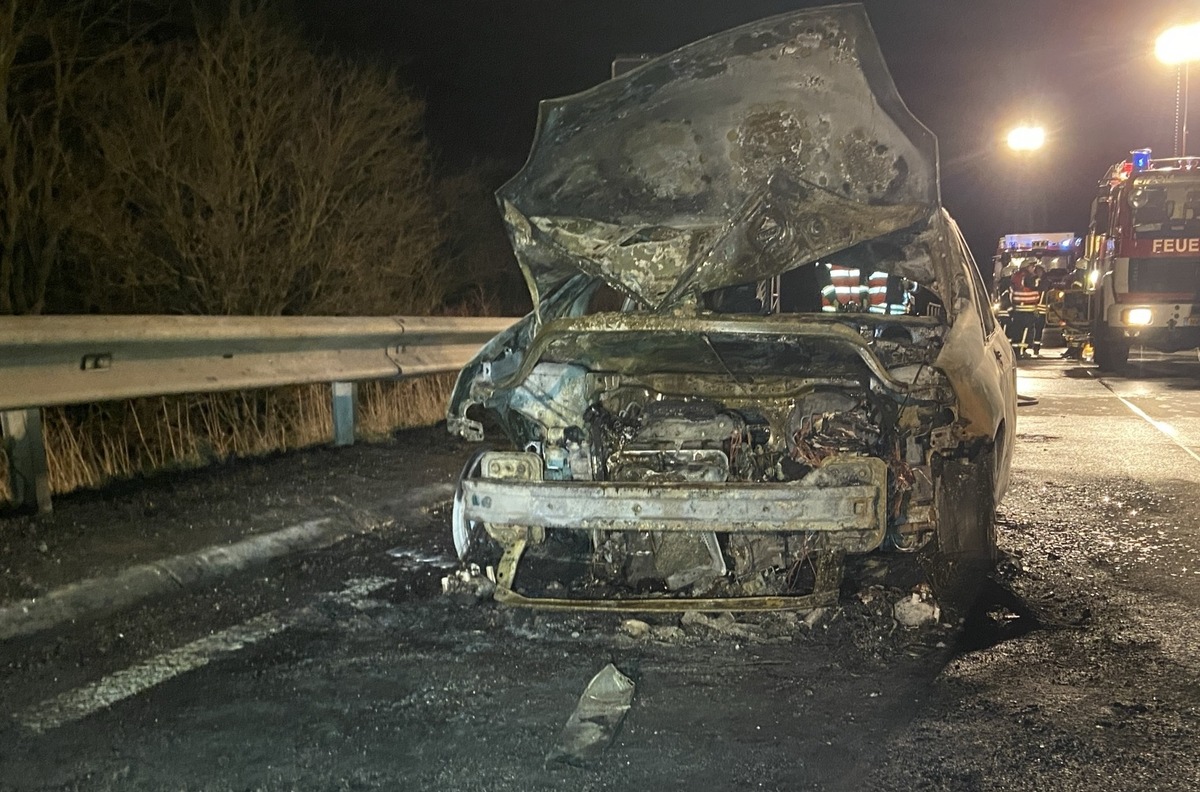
[1156,22,1200,156]
[1005,125,1046,229]
[1155,22,1200,65]
[1007,125,1046,152]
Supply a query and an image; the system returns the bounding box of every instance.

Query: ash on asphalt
[953,575,1043,654]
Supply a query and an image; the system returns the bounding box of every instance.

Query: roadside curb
[0,482,455,642]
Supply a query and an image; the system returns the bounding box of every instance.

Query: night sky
[299,0,1199,263]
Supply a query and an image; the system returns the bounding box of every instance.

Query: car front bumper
[460,453,889,610]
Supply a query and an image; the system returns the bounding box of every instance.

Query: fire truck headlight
[1125,308,1153,326]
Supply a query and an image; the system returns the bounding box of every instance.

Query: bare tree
[0,0,119,314]
[67,0,446,316]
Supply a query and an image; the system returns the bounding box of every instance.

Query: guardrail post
[331,381,357,447]
[2,408,52,514]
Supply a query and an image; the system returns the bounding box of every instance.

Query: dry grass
[0,374,455,501]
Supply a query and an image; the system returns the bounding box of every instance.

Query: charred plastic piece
[447,4,1016,610]
[548,664,635,765]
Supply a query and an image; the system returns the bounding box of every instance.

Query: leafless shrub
[63,1,446,316]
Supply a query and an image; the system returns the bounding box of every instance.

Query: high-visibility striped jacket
[866,271,907,314]
[821,265,867,311]
[1010,269,1042,311]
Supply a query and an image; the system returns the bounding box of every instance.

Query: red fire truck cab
[1089,149,1200,369]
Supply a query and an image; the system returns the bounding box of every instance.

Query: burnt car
[446,5,1016,610]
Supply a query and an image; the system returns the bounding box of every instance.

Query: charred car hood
[500,4,940,312]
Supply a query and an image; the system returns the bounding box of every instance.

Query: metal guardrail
[0,315,517,513]
[0,315,515,410]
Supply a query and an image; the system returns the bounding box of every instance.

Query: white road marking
[18,577,393,734]
[1095,375,1200,466]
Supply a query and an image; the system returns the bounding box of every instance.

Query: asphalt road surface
[4,353,1200,791]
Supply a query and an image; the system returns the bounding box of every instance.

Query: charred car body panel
[498,4,938,313]
[448,5,1016,609]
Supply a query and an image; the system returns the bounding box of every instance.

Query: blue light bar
[1131,149,1152,171]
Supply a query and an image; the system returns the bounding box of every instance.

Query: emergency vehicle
[1088,149,1200,369]
[993,233,1084,349]
[993,232,1082,285]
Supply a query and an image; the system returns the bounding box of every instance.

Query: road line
[18,577,393,734]
[1094,374,1200,466]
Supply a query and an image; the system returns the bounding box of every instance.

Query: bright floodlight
[1156,23,1200,65]
[1007,126,1046,152]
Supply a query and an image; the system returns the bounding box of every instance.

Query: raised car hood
[500,4,940,313]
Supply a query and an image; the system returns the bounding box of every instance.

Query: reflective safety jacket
[821,265,867,311]
[1010,269,1041,312]
[866,271,907,314]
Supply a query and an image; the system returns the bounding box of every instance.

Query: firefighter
[1007,259,1042,357]
[1017,264,1046,355]
[1027,264,1056,355]
[996,282,1014,335]
[821,264,867,311]
[866,271,909,314]
[994,256,1019,335]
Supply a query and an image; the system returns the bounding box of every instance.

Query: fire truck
[993,232,1084,348]
[1088,149,1200,370]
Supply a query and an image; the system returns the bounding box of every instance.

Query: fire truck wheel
[1093,328,1130,371]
